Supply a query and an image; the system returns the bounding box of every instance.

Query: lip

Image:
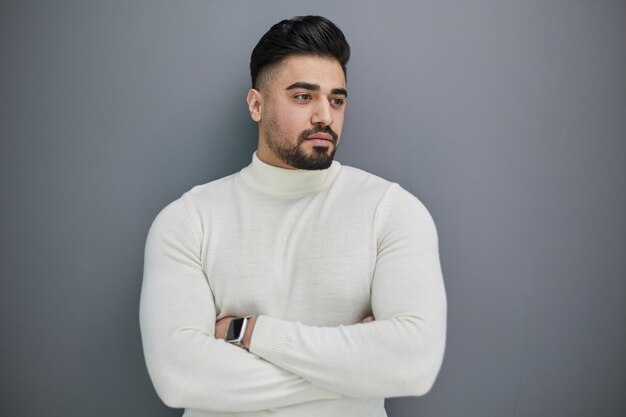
[305,133,334,147]
[307,134,333,141]
[306,138,333,146]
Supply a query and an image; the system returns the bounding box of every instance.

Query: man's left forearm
[217,314,373,352]
[247,311,445,398]
[214,310,445,399]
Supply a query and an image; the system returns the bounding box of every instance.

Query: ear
[246,88,262,122]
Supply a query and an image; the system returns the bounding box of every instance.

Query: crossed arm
[213,314,375,352]
[139,184,447,412]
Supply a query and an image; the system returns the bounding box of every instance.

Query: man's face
[248,54,347,170]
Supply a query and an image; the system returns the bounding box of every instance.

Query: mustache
[298,125,338,143]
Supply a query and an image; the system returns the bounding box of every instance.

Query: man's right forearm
[141,321,341,411]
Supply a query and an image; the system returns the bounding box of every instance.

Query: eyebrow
[285,82,348,97]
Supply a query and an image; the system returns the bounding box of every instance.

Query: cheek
[279,110,310,134]
[264,101,313,138]
[267,118,287,140]
[333,112,345,134]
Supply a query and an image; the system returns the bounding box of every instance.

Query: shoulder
[148,172,238,233]
[336,164,397,196]
[339,164,435,229]
[173,171,240,215]
[376,181,438,242]
[183,172,239,204]
[336,164,430,210]
[335,162,434,213]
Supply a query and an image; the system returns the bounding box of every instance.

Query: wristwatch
[225,315,253,348]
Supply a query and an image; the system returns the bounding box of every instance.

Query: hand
[215,316,233,340]
[361,315,375,323]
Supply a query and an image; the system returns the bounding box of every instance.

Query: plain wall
[1,1,624,416]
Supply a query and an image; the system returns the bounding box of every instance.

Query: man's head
[247,16,351,170]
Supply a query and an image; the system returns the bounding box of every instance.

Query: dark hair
[250,15,351,90]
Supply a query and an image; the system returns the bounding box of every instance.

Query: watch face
[227,318,245,341]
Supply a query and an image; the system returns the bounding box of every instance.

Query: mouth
[305,133,334,146]
[305,137,333,146]
[306,133,333,141]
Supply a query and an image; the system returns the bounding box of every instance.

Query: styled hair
[250,15,351,90]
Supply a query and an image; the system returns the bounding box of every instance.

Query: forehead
[270,55,346,90]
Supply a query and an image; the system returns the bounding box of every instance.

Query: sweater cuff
[249,315,294,363]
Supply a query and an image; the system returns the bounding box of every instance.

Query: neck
[238,151,341,198]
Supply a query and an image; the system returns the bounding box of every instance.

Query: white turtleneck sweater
[139,151,447,417]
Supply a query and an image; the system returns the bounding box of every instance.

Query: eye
[294,93,312,101]
[330,97,345,107]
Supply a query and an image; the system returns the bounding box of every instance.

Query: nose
[311,100,333,126]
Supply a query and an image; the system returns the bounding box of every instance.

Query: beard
[264,121,339,170]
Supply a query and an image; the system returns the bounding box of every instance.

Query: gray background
[1,1,624,416]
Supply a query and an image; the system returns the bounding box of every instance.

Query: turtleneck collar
[238,151,342,198]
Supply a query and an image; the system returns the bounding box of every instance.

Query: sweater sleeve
[248,184,447,398]
[139,196,341,412]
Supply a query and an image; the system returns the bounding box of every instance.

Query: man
[139,15,447,417]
